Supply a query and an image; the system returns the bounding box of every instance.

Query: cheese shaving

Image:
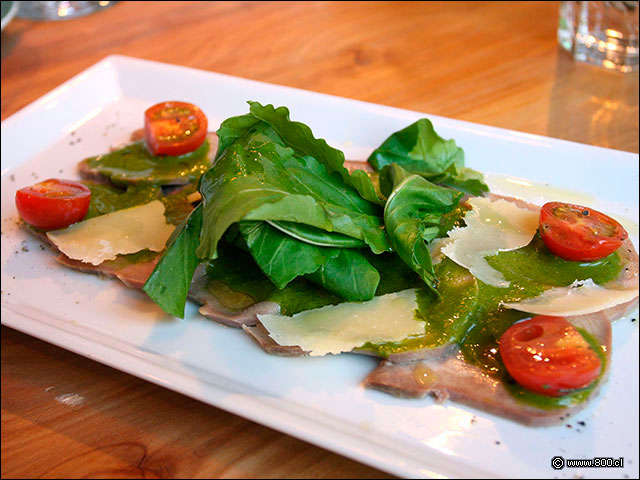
[257,289,424,356]
[503,279,639,316]
[47,200,174,265]
[441,197,539,287]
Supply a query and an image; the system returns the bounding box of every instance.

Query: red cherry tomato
[499,316,602,397]
[15,179,91,230]
[539,202,628,261]
[144,101,208,156]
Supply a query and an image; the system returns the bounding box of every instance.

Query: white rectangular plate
[2,55,638,479]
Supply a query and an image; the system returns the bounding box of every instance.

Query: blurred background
[2,1,638,152]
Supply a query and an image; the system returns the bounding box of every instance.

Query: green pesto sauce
[84,182,160,219]
[83,139,210,186]
[83,181,195,226]
[457,236,620,409]
[486,234,622,287]
[438,202,471,238]
[361,259,479,356]
[161,184,197,226]
[362,230,621,408]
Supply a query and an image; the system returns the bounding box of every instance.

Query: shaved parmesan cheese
[503,279,639,316]
[47,200,174,265]
[257,289,423,356]
[441,197,539,287]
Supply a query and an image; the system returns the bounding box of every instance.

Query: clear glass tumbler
[17,1,117,21]
[558,1,639,73]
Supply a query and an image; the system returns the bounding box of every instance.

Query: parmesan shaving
[441,197,539,287]
[503,279,639,316]
[47,200,174,265]
[257,289,423,356]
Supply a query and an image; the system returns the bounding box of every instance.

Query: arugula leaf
[382,164,463,293]
[307,248,380,301]
[196,121,390,260]
[239,221,379,301]
[143,204,203,318]
[268,221,367,248]
[238,221,339,289]
[368,118,489,196]
[248,102,385,205]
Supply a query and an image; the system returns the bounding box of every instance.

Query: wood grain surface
[1,1,638,479]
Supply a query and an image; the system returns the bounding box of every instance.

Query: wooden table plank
[2,2,638,478]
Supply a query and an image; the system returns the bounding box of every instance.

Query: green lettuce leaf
[268,221,367,248]
[196,121,390,260]
[368,118,489,196]
[239,221,380,301]
[143,204,203,318]
[237,221,339,289]
[307,248,380,301]
[248,102,385,205]
[382,164,463,294]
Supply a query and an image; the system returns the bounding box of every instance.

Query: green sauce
[84,182,196,226]
[486,234,622,287]
[359,230,620,408]
[438,203,471,237]
[457,238,620,409]
[361,259,479,356]
[161,184,197,225]
[103,249,160,268]
[84,182,160,219]
[83,139,211,185]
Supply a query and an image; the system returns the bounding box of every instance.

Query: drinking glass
[558,1,639,73]
[17,1,117,21]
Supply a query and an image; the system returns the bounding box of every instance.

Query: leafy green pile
[143,102,488,317]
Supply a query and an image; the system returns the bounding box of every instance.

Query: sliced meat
[188,266,280,328]
[78,131,219,186]
[363,298,637,426]
[614,237,640,289]
[382,343,459,363]
[242,323,307,356]
[56,252,160,289]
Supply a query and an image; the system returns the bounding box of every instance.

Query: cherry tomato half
[15,179,91,230]
[499,316,602,397]
[539,202,628,261]
[144,101,208,156]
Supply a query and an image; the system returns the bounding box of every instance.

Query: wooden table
[2,2,638,478]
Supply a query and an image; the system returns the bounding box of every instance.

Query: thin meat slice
[56,252,160,289]
[243,323,307,356]
[188,266,280,328]
[363,299,636,426]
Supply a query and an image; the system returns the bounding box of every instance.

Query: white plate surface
[1,55,638,479]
